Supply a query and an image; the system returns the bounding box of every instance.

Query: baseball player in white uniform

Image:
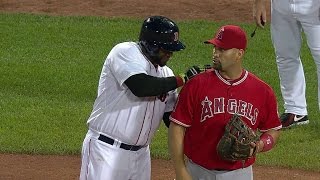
[254,0,320,128]
[79,16,186,180]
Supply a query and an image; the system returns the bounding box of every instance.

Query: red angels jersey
[169,70,282,170]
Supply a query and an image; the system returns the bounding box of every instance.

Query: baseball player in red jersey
[168,25,282,180]
[79,16,186,180]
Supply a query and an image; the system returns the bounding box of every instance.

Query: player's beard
[140,43,168,67]
[212,60,222,70]
[153,52,171,67]
[151,55,167,67]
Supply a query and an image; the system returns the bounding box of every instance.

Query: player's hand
[157,93,168,102]
[253,0,266,28]
[250,140,263,157]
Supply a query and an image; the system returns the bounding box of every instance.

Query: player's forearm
[124,73,183,97]
[254,0,268,4]
[257,129,280,153]
[168,122,187,174]
[253,0,268,12]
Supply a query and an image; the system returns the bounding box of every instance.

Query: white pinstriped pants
[79,130,151,180]
[271,5,320,114]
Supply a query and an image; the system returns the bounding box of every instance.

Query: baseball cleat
[280,113,309,129]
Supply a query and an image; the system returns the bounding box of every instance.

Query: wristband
[260,133,274,152]
[175,76,185,87]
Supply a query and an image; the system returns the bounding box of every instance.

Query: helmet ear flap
[139,41,160,57]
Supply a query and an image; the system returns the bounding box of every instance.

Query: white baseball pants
[271,5,320,114]
[79,130,151,180]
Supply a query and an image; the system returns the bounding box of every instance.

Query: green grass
[1,13,319,171]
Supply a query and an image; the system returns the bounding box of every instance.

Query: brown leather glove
[217,114,259,161]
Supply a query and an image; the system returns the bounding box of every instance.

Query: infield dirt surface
[1,0,320,179]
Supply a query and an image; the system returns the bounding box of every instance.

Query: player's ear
[237,49,245,58]
[235,49,244,61]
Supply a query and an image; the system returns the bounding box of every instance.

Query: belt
[98,134,144,151]
[214,169,229,171]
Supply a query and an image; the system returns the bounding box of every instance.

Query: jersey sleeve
[107,43,147,88]
[169,82,195,127]
[258,88,282,132]
[163,66,179,112]
[165,89,178,113]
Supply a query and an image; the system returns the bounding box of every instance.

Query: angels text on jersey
[201,96,258,125]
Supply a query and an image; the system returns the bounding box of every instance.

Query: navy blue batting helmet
[139,16,186,52]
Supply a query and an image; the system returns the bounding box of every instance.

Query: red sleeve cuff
[175,76,184,87]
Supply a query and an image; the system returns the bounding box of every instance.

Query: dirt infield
[0,154,320,180]
[1,0,320,179]
[0,0,268,22]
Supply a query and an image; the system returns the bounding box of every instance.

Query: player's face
[154,48,173,67]
[212,46,242,71]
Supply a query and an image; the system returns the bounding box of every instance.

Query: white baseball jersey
[271,0,320,114]
[87,42,178,146]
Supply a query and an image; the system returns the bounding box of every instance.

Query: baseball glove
[216,114,259,161]
[184,64,213,81]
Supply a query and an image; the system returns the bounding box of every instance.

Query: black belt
[98,134,144,151]
[214,169,229,171]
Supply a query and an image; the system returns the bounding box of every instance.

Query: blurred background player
[254,0,320,128]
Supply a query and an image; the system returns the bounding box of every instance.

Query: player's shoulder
[111,42,140,54]
[196,70,217,80]
[108,42,142,60]
[247,72,274,91]
[106,42,145,66]
[186,70,216,86]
